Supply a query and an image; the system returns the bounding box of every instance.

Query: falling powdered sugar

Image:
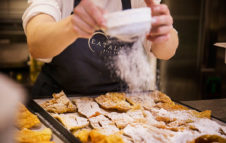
[113,37,155,92]
[103,7,154,92]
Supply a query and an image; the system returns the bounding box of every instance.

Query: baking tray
[15,106,64,143]
[175,100,226,126]
[27,99,81,143]
[16,105,64,143]
[29,92,226,143]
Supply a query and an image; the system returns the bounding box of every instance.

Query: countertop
[181,98,226,122]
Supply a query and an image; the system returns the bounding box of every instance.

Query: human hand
[71,0,106,38]
[145,0,173,43]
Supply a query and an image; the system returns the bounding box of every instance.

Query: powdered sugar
[123,124,173,143]
[114,38,154,92]
[152,108,196,121]
[171,118,226,143]
[103,7,154,92]
[190,118,226,136]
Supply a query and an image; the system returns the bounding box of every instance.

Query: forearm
[151,28,179,60]
[26,14,77,59]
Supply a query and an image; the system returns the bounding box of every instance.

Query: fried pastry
[16,103,41,129]
[190,110,211,119]
[15,128,52,143]
[89,130,124,143]
[123,123,172,143]
[73,129,91,143]
[41,91,76,113]
[95,92,132,111]
[127,109,145,123]
[52,113,89,131]
[126,93,155,110]
[188,135,226,143]
[39,91,226,143]
[89,115,119,135]
[73,98,101,118]
[106,112,133,129]
[150,90,173,104]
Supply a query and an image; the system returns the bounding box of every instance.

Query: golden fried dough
[16,104,41,129]
[95,92,132,112]
[73,98,101,118]
[90,130,124,143]
[73,129,91,143]
[41,91,76,113]
[15,128,52,143]
[52,113,89,131]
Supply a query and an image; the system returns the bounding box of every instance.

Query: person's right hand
[71,0,106,39]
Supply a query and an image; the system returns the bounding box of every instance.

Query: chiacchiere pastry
[51,113,89,131]
[89,115,119,135]
[95,92,132,111]
[16,103,41,129]
[44,90,226,143]
[73,97,101,118]
[15,128,53,143]
[41,91,76,113]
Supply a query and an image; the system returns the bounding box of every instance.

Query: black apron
[32,0,132,98]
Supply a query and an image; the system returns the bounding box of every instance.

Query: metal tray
[29,92,226,143]
[16,106,64,143]
[175,100,226,126]
[27,100,81,143]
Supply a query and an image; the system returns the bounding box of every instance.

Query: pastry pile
[41,91,226,143]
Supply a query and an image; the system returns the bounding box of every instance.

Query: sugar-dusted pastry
[73,97,101,118]
[41,91,76,113]
[52,113,89,131]
[89,115,119,135]
[95,92,132,111]
[106,112,133,129]
[126,93,155,110]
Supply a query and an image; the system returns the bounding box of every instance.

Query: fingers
[147,33,170,44]
[151,4,170,16]
[73,5,97,29]
[146,3,174,44]
[150,25,173,36]
[82,0,106,27]
[72,0,106,38]
[144,0,157,7]
[152,15,173,27]
[71,15,94,35]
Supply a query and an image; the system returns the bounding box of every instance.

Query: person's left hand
[145,0,173,44]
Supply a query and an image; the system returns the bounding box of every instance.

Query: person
[22,0,179,97]
[0,74,25,143]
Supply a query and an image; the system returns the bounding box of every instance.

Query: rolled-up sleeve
[22,0,62,34]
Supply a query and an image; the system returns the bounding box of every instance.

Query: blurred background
[0,0,225,101]
[0,0,43,93]
[159,0,226,100]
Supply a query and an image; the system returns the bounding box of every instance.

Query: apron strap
[73,0,131,10]
[121,0,132,10]
[74,0,81,7]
